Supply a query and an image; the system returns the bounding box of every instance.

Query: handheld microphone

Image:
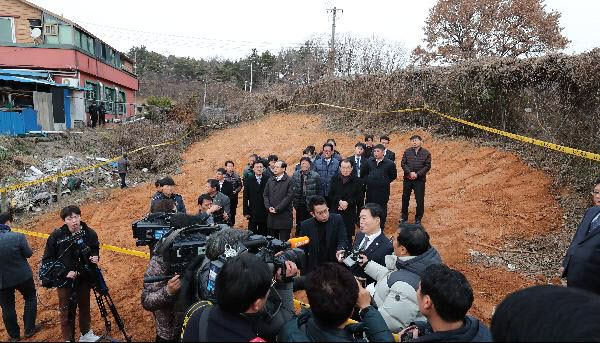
[288,236,310,248]
[143,275,175,283]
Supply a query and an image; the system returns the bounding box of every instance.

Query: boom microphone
[288,236,310,248]
[143,275,175,283]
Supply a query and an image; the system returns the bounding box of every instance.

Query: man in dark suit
[243,161,269,235]
[298,196,348,274]
[380,135,396,161]
[215,168,234,198]
[400,135,432,224]
[562,180,600,295]
[363,144,398,229]
[0,212,38,341]
[338,203,393,285]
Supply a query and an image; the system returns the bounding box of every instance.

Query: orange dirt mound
[1,113,562,341]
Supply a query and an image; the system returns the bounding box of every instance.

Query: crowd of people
[0,133,599,342]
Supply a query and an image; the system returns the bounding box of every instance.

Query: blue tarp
[0,74,87,91]
[0,69,50,79]
[0,108,42,136]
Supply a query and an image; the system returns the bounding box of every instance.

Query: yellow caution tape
[13,227,150,259]
[289,103,600,162]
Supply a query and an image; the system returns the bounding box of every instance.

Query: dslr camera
[341,248,365,268]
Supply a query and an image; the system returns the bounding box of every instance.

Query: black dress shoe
[24,324,43,338]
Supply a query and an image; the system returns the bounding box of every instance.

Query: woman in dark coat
[328,159,364,241]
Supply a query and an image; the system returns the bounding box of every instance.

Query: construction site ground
[1,113,563,341]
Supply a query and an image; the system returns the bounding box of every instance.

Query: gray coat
[263,174,294,230]
[0,227,33,289]
[291,170,321,207]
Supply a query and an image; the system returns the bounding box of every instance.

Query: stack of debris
[4,155,124,212]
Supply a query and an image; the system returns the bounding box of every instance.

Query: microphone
[143,275,175,283]
[288,236,310,248]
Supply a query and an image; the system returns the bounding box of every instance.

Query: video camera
[132,213,172,247]
[159,224,225,275]
[205,235,309,297]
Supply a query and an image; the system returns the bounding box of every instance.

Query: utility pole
[203,79,207,108]
[327,6,343,76]
[249,61,253,93]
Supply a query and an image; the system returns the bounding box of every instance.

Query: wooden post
[0,191,7,212]
[94,166,100,184]
[56,177,62,202]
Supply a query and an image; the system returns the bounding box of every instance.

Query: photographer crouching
[41,206,100,342]
[181,252,298,342]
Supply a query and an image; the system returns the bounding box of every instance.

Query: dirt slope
[1,113,562,341]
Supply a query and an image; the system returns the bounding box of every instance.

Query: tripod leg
[67,290,78,342]
[103,292,132,342]
[93,288,112,336]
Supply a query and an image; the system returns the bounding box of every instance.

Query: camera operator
[0,212,40,341]
[41,205,100,342]
[141,250,184,342]
[357,223,441,332]
[337,203,393,285]
[279,263,394,342]
[398,264,491,342]
[181,253,298,342]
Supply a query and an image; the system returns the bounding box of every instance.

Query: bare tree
[412,0,570,65]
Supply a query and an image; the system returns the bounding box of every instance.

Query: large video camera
[161,224,224,274]
[132,213,172,247]
[205,235,308,299]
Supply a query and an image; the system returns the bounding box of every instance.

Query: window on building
[85,81,98,108]
[74,30,82,48]
[104,87,115,113]
[0,17,16,43]
[117,90,126,115]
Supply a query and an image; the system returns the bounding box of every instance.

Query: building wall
[0,46,139,91]
[78,72,136,117]
[0,0,41,44]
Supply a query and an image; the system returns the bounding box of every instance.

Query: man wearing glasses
[561,179,600,295]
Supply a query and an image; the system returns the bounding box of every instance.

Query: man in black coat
[562,180,600,295]
[363,144,397,229]
[98,102,106,126]
[88,102,98,128]
[243,161,269,236]
[380,135,396,161]
[338,203,393,286]
[329,159,363,241]
[0,212,38,341]
[263,161,294,241]
[41,206,101,342]
[400,135,432,224]
[298,196,348,274]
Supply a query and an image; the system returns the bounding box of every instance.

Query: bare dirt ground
[1,113,562,341]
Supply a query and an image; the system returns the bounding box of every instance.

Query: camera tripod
[67,266,132,342]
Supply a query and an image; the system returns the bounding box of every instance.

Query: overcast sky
[30,0,600,60]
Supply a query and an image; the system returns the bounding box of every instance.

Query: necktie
[358,237,370,251]
[588,213,600,235]
[356,157,360,177]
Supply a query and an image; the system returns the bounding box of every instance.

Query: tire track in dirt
[2,113,562,341]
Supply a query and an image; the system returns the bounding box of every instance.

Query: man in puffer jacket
[358,224,441,332]
[291,157,321,229]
